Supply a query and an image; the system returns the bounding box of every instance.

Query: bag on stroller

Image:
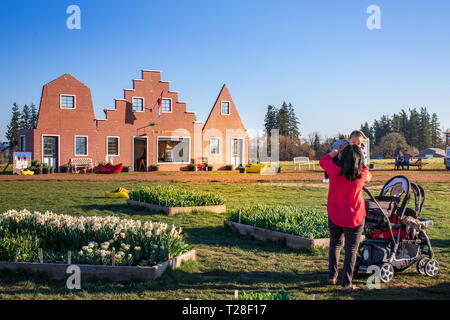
[356,176,439,283]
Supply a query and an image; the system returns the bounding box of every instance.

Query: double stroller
[356,176,439,283]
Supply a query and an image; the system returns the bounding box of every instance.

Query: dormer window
[221,101,230,115]
[60,95,75,109]
[132,97,144,112]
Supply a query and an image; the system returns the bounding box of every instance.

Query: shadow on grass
[76,204,167,216]
[183,225,326,256]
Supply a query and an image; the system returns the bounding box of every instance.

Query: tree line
[359,107,442,153]
[262,103,445,161]
[5,103,38,149]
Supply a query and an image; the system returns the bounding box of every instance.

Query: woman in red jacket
[319,144,372,292]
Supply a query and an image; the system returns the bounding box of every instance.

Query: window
[161,99,172,112]
[157,137,190,163]
[107,137,119,156]
[74,136,88,156]
[60,95,75,108]
[19,135,26,152]
[210,138,220,155]
[132,98,144,112]
[221,101,230,115]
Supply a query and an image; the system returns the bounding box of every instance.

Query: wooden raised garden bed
[224,220,329,250]
[0,249,196,282]
[127,199,227,216]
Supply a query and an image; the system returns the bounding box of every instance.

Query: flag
[157,91,163,118]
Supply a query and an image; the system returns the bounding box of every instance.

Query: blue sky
[1,0,449,141]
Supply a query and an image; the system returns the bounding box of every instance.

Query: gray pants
[328,217,364,287]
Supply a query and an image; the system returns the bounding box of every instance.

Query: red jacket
[319,154,372,228]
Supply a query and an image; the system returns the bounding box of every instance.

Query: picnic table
[392,158,427,170]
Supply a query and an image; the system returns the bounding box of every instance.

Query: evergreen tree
[418,107,431,150]
[407,108,421,149]
[372,115,391,145]
[430,113,441,147]
[264,105,278,136]
[20,104,31,129]
[276,102,290,137]
[30,103,38,129]
[5,103,21,149]
[287,103,300,138]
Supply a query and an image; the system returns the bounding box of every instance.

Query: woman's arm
[319,151,341,176]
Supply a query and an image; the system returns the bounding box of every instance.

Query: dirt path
[1,169,448,184]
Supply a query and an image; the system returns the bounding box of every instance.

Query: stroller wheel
[380,263,394,283]
[424,259,439,277]
[416,257,429,275]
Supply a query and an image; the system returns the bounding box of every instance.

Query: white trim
[41,134,60,171]
[59,94,76,109]
[230,137,245,167]
[142,69,163,73]
[132,97,145,112]
[161,98,172,113]
[132,136,149,172]
[74,135,88,156]
[209,137,221,156]
[19,135,26,152]
[221,101,231,115]
[106,136,120,157]
[156,136,191,164]
[124,89,135,91]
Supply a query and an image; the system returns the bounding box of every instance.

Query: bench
[393,158,427,170]
[70,158,93,173]
[293,157,315,170]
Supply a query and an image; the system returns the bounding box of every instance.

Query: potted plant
[31,160,39,167]
[48,165,54,174]
[206,164,213,171]
[98,162,106,167]
[33,164,42,175]
[61,164,70,173]
[122,165,131,172]
[42,163,49,174]
[150,164,159,172]
[225,164,234,171]
[277,165,282,173]
[188,163,197,171]
[238,166,246,173]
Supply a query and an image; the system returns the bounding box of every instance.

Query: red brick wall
[24,71,248,171]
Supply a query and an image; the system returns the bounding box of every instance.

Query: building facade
[18,71,248,171]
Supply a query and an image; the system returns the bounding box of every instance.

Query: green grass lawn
[0,180,448,300]
[279,157,448,171]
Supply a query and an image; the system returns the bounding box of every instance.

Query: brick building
[18,70,248,171]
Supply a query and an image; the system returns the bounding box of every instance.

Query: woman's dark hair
[338,144,363,181]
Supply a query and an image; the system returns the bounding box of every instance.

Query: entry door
[231,138,243,167]
[43,136,58,170]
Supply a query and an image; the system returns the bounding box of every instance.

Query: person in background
[402,150,412,170]
[320,144,372,292]
[395,151,404,170]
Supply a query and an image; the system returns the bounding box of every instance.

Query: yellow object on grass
[246,164,268,173]
[21,169,34,175]
[105,187,130,199]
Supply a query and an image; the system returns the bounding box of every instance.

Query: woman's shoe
[328,278,337,285]
[341,285,360,292]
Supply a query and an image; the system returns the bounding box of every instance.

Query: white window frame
[157,136,191,164]
[221,101,230,115]
[19,135,26,152]
[106,136,120,156]
[41,134,60,170]
[209,137,221,156]
[132,97,145,112]
[161,98,172,113]
[74,135,88,156]
[60,94,76,109]
[230,137,245,166]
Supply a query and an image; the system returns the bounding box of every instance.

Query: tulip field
[0,177,448,300]
[0,209,190,266]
